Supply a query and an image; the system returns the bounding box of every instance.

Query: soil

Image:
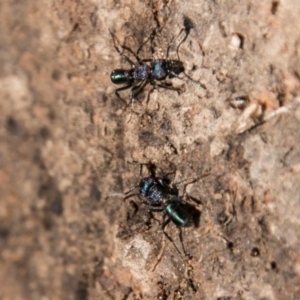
[1,0,300,299]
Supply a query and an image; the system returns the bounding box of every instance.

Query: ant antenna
[105,185,139,200]
[137,28,157,58]
[105,184,140,201]
[127,161,157,178]
[105,192,124,200]
[166,16,195,61]
[176,16,195,61]
[109,30,137,68]
[166,35,176,60]
[165,17,206,89]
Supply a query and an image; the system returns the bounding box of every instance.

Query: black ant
[110,17,205,107]
[107,162,208,270]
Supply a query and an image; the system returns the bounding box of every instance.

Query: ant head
[167,60,184,76]
[111,69,133,84]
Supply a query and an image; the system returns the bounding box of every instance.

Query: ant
[110,18,205,107]
[107,162,207,270]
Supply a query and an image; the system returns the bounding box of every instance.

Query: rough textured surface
[1,0,300,299]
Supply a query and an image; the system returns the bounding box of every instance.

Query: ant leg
[140,59,154,63]
[128,200,139,217]
[114,85,133,107]
[139,163,144,179]
[151,233,166,271]
[136,163,177,192]
[177,173,210,208]
[122,28,157,62]
[177,226,190,258]
[174,177,199,188]
[127,161,156,179]
[151,216,171,271]
[137,29,156,58]
[149,206,190,272]
[110,31,137,68]
[161,169,177,180]
[130,80,148,105]
[123,192,140,202]
[121,44,141,63]
[169,71,206,89]
[180,172,210,194]
[155,81,183,93]
[162,219,183,256]
[145,85,156,107]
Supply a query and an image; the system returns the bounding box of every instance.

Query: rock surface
[1,0,300,299]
